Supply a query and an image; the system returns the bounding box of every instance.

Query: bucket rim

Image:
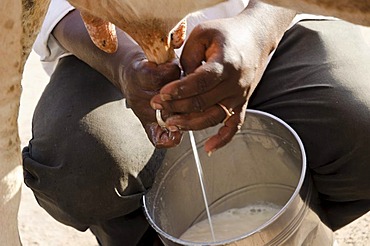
[143,109,307,245]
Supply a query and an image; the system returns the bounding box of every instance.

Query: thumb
[180,37,206,74]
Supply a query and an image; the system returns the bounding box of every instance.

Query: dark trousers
[23,20,370,245]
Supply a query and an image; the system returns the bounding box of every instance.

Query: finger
[145,123,183,148]
[165,105,224,131]
[164,98,243,130]
[204,116,240,154]
[80,11,118,53]
[151,79,246,113]
[180,34,207,74]
[133,59,181,91]
[204,103,247,154]
[157,62,226,102]
[180,29,224,74]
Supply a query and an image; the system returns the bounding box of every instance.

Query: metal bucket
[143,109,333,245]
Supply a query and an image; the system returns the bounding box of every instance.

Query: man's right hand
[120,53,184,148]
[53,9,183,148]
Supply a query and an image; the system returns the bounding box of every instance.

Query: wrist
[112,46,145,93]
[237,0,296,55]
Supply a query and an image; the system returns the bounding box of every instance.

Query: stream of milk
[188,130,216,242]
[187,131,282,243]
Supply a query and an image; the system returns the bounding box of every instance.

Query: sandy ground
[18,34,370,245]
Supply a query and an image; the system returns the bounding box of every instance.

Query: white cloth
[33,0,75,75]
[33,0,330,75]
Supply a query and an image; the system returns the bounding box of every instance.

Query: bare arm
[52,2,296,151]
[260,0,370,26]
[52,9,183,148]
[52,10,142,92]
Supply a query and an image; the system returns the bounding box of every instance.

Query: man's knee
[23,56,162,229]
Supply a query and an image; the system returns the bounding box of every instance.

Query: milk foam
[180,203,282,243]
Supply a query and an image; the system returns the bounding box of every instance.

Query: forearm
[52,9,143,91]
[239,0,296,57]
[259,0,370,26]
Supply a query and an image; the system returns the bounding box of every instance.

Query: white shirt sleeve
[33,0,75,75]
[33,0,249,75]
[33,0,328,76]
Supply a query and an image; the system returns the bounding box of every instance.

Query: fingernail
[167,125,179,132]
[160,94,172,101]
[151,102,163,110]
[207,149,216,157]
[169,131,176,141]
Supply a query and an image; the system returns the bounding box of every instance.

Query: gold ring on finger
[217,103,235,124]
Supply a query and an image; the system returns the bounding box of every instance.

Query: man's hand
[121,54,183,148]
[53,10,183,148]
[150,1,296,153]
[150,18,259,153]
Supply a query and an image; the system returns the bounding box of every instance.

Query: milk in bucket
[143,109,333,245]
